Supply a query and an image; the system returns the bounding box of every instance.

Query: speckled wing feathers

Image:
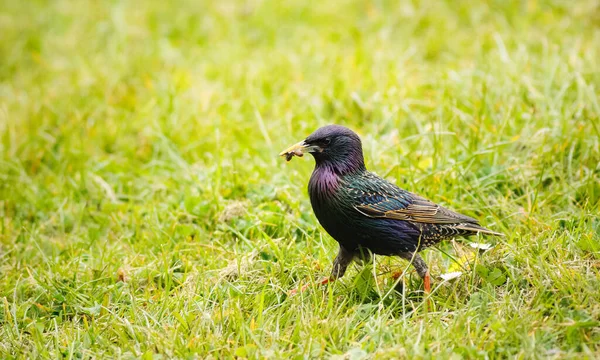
[347,172,475,224]
[355,194,479,224]
[343,171,503,241]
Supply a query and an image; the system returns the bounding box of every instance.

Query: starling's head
[279,125,366,174]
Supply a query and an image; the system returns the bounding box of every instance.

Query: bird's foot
[288,277,332,296]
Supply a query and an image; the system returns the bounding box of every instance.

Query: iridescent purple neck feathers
[308,165,341,201]
[308,148,366,201]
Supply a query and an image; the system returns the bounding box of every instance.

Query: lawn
[1,0,600,358]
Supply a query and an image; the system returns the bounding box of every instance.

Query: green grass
[1,0,600,358]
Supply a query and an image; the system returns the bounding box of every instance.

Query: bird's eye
[323,138,331,145]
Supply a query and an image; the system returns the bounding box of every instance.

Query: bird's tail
[455,223,504,237]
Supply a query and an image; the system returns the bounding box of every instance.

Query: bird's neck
[309,165,338,198]
[309,161,366,200]
[314,154,366,177]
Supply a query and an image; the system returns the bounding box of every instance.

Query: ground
[1,0,599,358]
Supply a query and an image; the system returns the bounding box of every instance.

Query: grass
[1,0,600,358]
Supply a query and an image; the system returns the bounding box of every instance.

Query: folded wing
[347,172,503,237]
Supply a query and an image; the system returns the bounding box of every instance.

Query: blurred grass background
[1,0,599,358]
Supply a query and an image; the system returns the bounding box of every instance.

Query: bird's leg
[330,245,355,279]
[355,247,373,266]
[398,252,430,293]
[289,246,354,295]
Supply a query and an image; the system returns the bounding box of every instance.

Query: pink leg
[423,271,431,293]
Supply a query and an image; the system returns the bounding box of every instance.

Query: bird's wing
[349,173,478,225]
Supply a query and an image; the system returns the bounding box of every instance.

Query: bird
[280,125,503,294]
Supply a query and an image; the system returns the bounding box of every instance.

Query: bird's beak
[279,140,321,161]
[279,140,308,157]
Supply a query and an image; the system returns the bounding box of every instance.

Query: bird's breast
[308,168,363,247]
[308,167,343,229]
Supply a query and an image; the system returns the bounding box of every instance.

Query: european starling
[280,125,503,293]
